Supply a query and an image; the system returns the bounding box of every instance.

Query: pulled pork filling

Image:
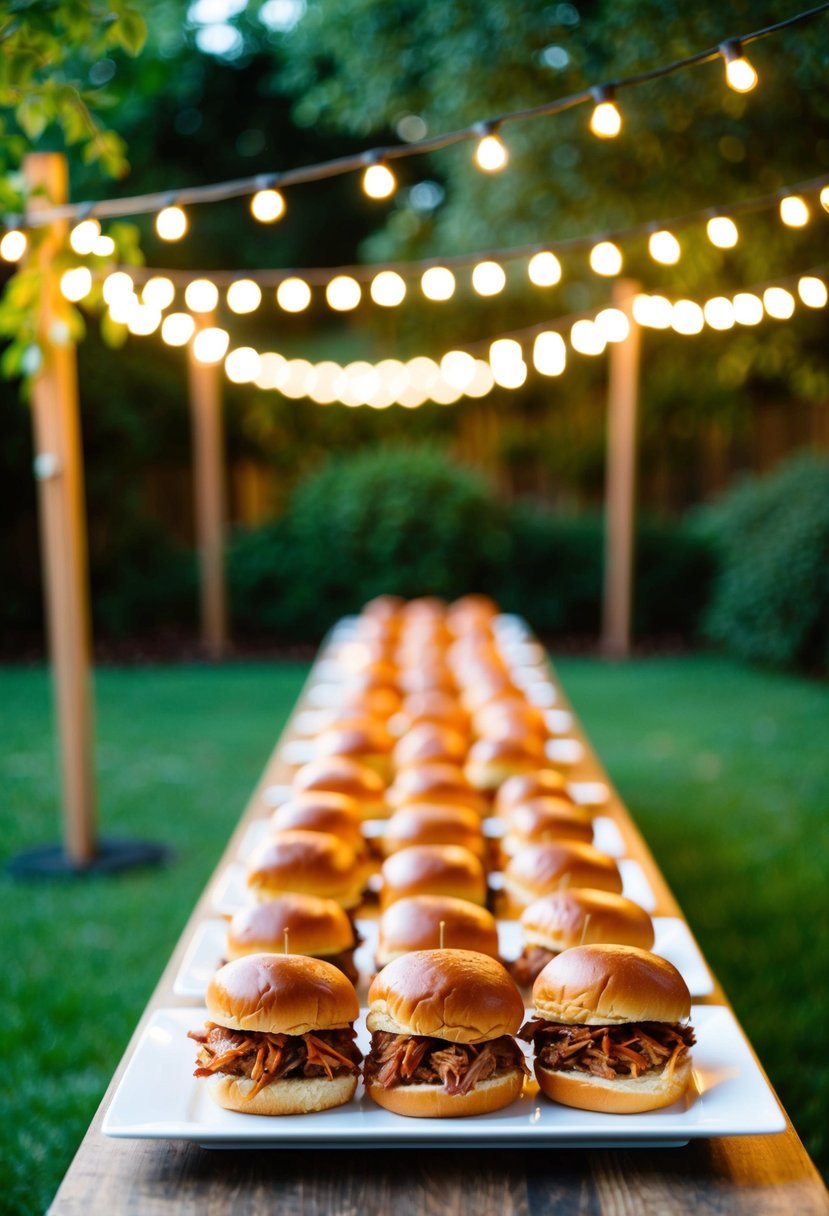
[508,945,557,987]
[518,1018,695,1081]
[364,1030,528,1096]
[188,1023,362,1101]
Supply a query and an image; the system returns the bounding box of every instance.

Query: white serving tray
[102,1004,784,1147]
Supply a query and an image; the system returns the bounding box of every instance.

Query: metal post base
[7,837,171,878]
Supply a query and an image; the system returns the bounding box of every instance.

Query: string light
[192,327,229,364]
[473,124,508,172]
[306,360,340,403]
[255,352,286,390]
[595,307,630,342]
[362,161,397,199]
[227,279,262,314]
[779,195,810,227]
[141,276,175,310]
[93,234,115,256]
[370,270,406,306]
[225,346,262,383]
[589,87,622,138]
[276,277,312,311]
[632,294,673,328]
[0,229,27,262]
[528,251,562,287]
[160,312,196,346]
[107,292,138,325]
[707,216,739,248]
[421,266,456,301]
[648,229,681,265]
[570,319,606,356]
[589,241,623,276]
[733,292,764,325]
[821,187,829,212]
[250,188,286,222]
[472,261,506,296]
[155,205,188,241]
[670,299,705,335]
[440,350,478,392]
[720,40,759,93]
[465,360,495,397]
[763,286,795,319]
[59,267,93,302]
[69,219,101,255]
[102,272,134,307]
[703,296,735,330]
[185,278,219,312]
[798,275,828,307]
[127,304,161,336]
[533,331,567,376]
[326,275,362,311]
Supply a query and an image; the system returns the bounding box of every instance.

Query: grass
[0,655,826,1212]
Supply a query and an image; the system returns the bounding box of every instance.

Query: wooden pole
[187,314,227,658]
[601,279,641,659]
[24,152,97,866]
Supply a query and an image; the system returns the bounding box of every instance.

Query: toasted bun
[365,1068,523,1118]
[271,796,365,854]
[314,725,393,780]
[381,804,485,857]
[460,678,516,715]
[246,830,364,908]
[393,723,468,770]
[502,798,594,853]
[398,691,469,735]
[520,889,654,954]
[535,1055,692,1114]
[387,763,486,815]
[380,844,487,908]
[292,757,387,817]
[532,944,691,1025]
[504,842,622,907]
[209,1070,358,1116]
[207,952,359,1034]
[338,686,402,720]
[368,949,524,1041]
[397,666,456,696]
[226,894,355,961]
[465,736,545,790]
[494,770,572,814]
[473,701,547,739]
[377,895,500,964]
[362,594,405,622]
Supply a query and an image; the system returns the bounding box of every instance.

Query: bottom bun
[365,1068,524,1119]
[535,1055,692,1114]
[208,1071,357,1116]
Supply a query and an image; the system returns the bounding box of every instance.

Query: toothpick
[439,920,446,950]
[283,928,290,955]
[579,913,593,946]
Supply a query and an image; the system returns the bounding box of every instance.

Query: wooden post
[601,279,641,659]
[187,313,227,658]
[24,152,97,865]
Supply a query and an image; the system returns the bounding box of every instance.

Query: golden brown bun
[314,724,394,780]
[503,842,623,907]
[393,723,468,770]
[340,665,399,699]
[397,666,455,696]
[473,700,547,739]
[380,844,488,908]
[226,894,355,960]
[206,952,359,1034]
[209,1070,358,1116]
[502,798,594,853]
[334,638,392,671]
[381,804,485,857]
[387,763,487,815]
[377,894,500,964]
[532,944,691,1025]
[447,594,499,631]
[398,691,469,735]
[402,596,448,621]
[246,829,364,908]
[460,678,517,715]
[293,757,387,817]
[535,1055,692,1114]
[337,686,402,720]
[465,735,545,790]
[365,1069,523,1118]
[362,594,405,622]
[520,889,654,954]
[271,796,365,854]
[494,770,572,814]
[368,948,524,1041]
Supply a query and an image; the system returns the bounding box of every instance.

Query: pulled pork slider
[510,889,655,986]
[464,735,546,791]
[381,804,485,858]
[226,894,359,983]
[313,722,395,782]
[271,794,366,858]
[386,763,487,816]
[377,895,501,967]
[503,841,623,910]
[189,953,362,1115]
[501,797,594,856]
[246,829,364,909]
[520,945,694,1113]
[494,769,573,815]
[380,843,488,909]
[365,949,527,1117]
[293,757,387,819]
[392,723,468,770]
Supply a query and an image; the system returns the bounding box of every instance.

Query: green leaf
[110,10,148,57]
[16,99,48,140]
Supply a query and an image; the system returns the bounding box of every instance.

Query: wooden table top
[49,640,829,1216]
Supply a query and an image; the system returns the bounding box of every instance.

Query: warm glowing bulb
[108,292,138,325]
[127,304,161,336]
[193,327,229,364]
[589,241,622,276]
[590,99,622,139]
[346,362,380,406]
[703,297,735,330]
[406,356,439,394]
[421,266,456,301]
[474,132,508,172]
[821,187,829,213]
[227,279,262,314]
[779,195,810,227]
[185,279,219,313]
[671,299,704,335]
[277,277,312,312]
[648,229,681,265]
[465,360,495,398]
[733,292,763,326]
[722,44,758,93]
[440,350,477,391]
[160,312,196,346]
[489,337,523,368]
[706,216,739,248]
[225,347,262,384]
[370,270,406,307]
[491,360,527,390]
[326,275,362,311]
[763,287,795,320]
[528,251,562,287]
[93,234,115,256]
[142,276,175,310]
[69,218,101,255]
[306,360,340,404]
[103,271,134,305]
[570,319,606,355]
[255,352,287,390]
[533,331,566,376]
[375,359,409,399]
[798,276,828,308]
[156,205,187,241]
[59,266,92,302]
[472,260,506,296]
[362,163,397,199]
[430,376,463,405]
[250,188,285,222]
[595,307,630,343]
[0,229,27,262]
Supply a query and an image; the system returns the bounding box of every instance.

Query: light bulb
[406,356,440,394]
[250,188,286,223]
[255,352,287,390]
[821,187,829,213]
[227,279,262,314]
[127,304,161,336]
[225,347,261,384]
[156,205,187,241]
[589,241,622,276]
[707,216,739,248]
[490,360,527,390]
[763,287,795,320]
[142,276,175,310]
[429,376,464,404]
[362,162,397,199]
[733,292,763,326]
[108,292,138,325]
[375,359,409,399]
[370,270,406,307]
[346,361,380,406]
[570,319,606,356]
[367,381,396,410]
[279,359,314,399]
[648,229,681,265]
[721,41,758,93]
[326,275,362,311]
[93,234,115,257]
[474,131,508,172]
[185,279,219,313]
[276,277,311,312]
[779,195,809,227]
[798,276,828,308]
[421,266,456,301]
[528,250,562,287]
[440,350,477,391]
[703,297,735,330]
[589,89,622,139]
[306,360,341,404]
[69,218,101,255]
[103,271,134,305]
[0,229,27,262]
[59,266,92,302]
[671,299,704,335]
[489,338,523,370]
[192,327,229,364]
[595,307,630,343]
[397,383,428,409]
[465,360,495,398]
[472,260,506,296]
[533,331,566,376]
[160,312,196,346]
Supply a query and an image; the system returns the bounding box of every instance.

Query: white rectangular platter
[102,1005,785,1147]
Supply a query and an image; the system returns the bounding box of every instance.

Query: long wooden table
[49,639,829,1215]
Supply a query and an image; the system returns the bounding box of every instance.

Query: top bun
[387,763,486,814]
[292,757,386,816]
[271,795,365,854]
[226,893,355,960]
[494,770,572,814]
[520,888,654,954]
[377,894,500,965]
[381,804,484,857]
[246,829,363,908]
[393,723,468,770]
[368,949,524,1043]
[207,952,359,1034]
[532,944,691,1026]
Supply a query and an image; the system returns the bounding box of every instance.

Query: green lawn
[0,656,826,1211]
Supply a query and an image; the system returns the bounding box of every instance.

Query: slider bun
[209,1070,358,1116]
[365,1069,523,1119]
[207,952,359,1034]
[532,944,691,1026]
[393,723,468,770]
[380,844,488,908]
[502,797,594,853]
[397,690,469,736]
[460,678,517,715]
[377,894,500,965]
[465,735,545,790]
[387,763,487,815]
[362,594,405,622]
[293,757,386,816]
[246,830,364,908]
[314,725,394,780]
[520,889,654,954]
[402,596,447,620]
[271,796,365,854]
[534,1056,692,1115]
[337,686,402,720]
[495,770,572,814]
[446,594,499,631]
[397,666,455,696]
[382,804,485,857]
[503,842,623,907]
[334,639,392,670]
[367,948,524,1041]
[226,894,355,960]
[473,700,547,739]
